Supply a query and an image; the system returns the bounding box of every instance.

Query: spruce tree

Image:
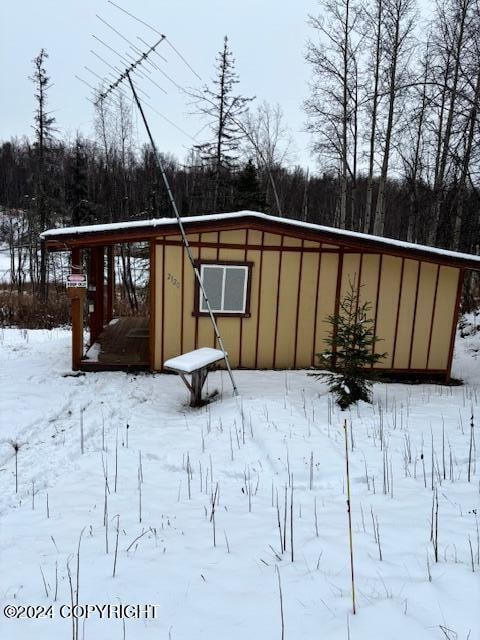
[234,159,266,211]
[68,136,94,226]
[190,36,253,211]
[30,48,55,301]
[310,280,386,410]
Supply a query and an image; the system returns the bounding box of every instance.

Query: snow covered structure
[42,210,480,380]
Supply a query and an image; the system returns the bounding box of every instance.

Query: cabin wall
[153,228,461,374]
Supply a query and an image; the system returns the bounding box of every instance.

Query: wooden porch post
[88,246,105,345]
[149,240,156,370]
[88,248,96,344]
[96,246,105,339]
[106,245,114,324]
[69,247,85,371]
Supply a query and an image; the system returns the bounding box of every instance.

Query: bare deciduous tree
[238,102,293,216]
[305,0,363,229]
[428,0,476,245]
[363,0,384,233]
[373,0,415,236]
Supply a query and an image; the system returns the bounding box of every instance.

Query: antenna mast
[95,36,239,397]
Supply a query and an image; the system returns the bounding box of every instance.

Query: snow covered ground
[0,246,12,284]
[0,324,478,639]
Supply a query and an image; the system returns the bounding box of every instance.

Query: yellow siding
[154,243,163,369]
[393,259,418,369]
[410,262,438,369]
[358,254,380,319]
[162,244,183,362]
[375,256,402,368]
[246,229,263,245]
[264,232,282,246]
[201,232,218,244]
[256,250,280,367]
[219,229,247,245]
[340,253,361,296]
[428,266,459,369]
[182,245,197,354]
[196,242,217,349]
[154,227,459,374]
[314,253,338,359]
[275,251,301,367]
[241,248,261,368]
[296,252,320,367]
[283,236,302,248]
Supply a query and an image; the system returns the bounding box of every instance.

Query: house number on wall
[167,272,180,288]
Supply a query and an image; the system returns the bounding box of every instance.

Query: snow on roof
[41,210,480,265]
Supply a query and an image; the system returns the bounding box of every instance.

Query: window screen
[200,264,248,313]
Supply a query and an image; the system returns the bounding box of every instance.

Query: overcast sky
[1,1,433,172]
[0,0,328,168]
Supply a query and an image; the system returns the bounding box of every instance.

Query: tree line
[0,0,479,306]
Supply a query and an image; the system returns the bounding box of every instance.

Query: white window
[200,264,249,314]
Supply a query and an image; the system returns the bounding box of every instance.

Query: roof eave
[42,213,480,270]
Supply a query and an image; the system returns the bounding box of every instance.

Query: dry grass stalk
[290,482,294,563]
[224,530,230,554]
[431,487,439,563]
[276,489,284,553]
[114,428,119,493]
[54,561,58,602]
[40,565,49,598]
[468,413,475,482]
[75,528,85,640]
[113,515,120,577]
[309,451,314,490]
[9,440,22,493]
[276,565,285,640]
[210,482,219,547]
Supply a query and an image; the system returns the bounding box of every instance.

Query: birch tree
[190,36,253,211]
[398,41,432,242]
[372,0,415,236]
[450,0,479,248]
[428,0,476,245]
[363,0,384,233]
[304,0,363,229]
[238,102,293,216]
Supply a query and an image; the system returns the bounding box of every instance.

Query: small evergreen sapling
[310,281,386,409]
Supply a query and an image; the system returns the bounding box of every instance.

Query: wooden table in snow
[164,348,227,407]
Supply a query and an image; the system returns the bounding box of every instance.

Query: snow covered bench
[164,348,227,407]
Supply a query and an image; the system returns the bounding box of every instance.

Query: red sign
[66,273,87,288]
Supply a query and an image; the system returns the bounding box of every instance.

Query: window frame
[193,260,253,318]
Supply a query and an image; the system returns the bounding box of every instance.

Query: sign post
[66,273,87,370]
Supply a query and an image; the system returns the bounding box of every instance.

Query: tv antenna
[86,5,238,397]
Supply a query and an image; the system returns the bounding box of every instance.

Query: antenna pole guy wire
[125,72,238,396]
[107,0,201,79]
